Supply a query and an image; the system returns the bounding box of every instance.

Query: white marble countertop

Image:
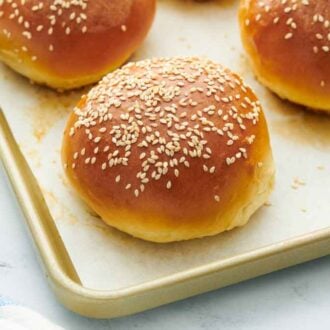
[1,166,330,330]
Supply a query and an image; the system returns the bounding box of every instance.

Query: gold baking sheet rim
[1,109,330,319]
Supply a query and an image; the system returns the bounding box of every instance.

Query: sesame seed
[284,32,293,40]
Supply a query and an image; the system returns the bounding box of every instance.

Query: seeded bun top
[0,0,155,89]
[239,0,330,111]
[62,57,274,242]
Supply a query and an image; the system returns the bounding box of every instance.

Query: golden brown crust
[0,0,156,89]
[62,57,275,242]
[239,0,330,111]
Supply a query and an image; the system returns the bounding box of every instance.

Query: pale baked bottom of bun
[0,48,131,90]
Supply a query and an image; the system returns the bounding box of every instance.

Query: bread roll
[239,0,330,112]
[62,57,275,243]
[0,0,155,90]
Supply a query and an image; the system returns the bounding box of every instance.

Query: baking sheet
[1,0,330,292]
